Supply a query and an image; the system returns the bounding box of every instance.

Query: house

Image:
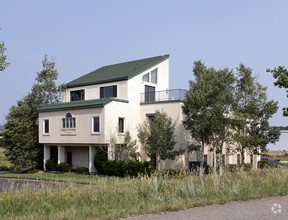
[38,55,260,172]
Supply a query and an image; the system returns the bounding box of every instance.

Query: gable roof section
[66,55,169,88]
[38,98,128,112]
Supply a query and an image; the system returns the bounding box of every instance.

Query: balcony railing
[140,89,186,103]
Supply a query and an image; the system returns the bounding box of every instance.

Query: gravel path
[0,178,75,192]
[124,195,288,220]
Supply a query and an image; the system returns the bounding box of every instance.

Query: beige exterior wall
[65,146,89,168]
[140,101,194,169]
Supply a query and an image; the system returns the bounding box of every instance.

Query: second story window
[62,113,76,128]
[43,119,49,134]
[118,118,124,133]
[100,85,117,98]
[71,90,85,102]
[92,116,100,133]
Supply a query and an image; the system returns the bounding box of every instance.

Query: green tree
[115,131,140,161]
[233,64,280,168]
[0,41,9,71]
[267,66,288,116]
[35,55,65,104]
[3,55,63,167]
[182,61,219,174]
[138,110,180,171]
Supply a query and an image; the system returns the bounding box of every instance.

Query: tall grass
[0,169,287,219]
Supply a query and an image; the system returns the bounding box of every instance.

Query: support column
[89,146,97,173]
[43,144,50,170]
[58,145,65,164]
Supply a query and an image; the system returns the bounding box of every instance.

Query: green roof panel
[66,55,169,88]
[38,98,128,112]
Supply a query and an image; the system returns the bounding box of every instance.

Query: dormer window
[62,113,76,128]
[142,68,157,84]
[100,85,117,98]
[71,90,85,102]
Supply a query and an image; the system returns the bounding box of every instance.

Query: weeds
[0,169,287,219]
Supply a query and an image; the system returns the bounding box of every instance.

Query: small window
[151,69,157,84]
[142,73,149,82]
[118,118,124,133]
[100,85,117,98]
[237,154,241,164]
[222,155,225,165]
[44,119,49,134]
[93,116,100,133]
[250,154,253,164]
[62,113,76,128]
[70,90,85,102]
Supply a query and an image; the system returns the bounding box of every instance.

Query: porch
[43,144,108,173]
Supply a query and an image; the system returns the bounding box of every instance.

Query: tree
[115,131,140,161]
[267,66,288,116]
[3,55,63,167]
[0,41,9,71]
[138,110,180,171]
[182,61,219,175]
[35,55,65,104]
[233,64,280,168]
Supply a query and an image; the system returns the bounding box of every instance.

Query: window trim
[62,113,76,129]
[43,119,50,135]
[91,115,100,134]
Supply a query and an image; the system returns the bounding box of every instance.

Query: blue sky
[1,0,288,129]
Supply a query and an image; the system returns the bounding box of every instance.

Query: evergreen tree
[3,55,63,167]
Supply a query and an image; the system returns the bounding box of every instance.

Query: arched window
[62,113,76,128]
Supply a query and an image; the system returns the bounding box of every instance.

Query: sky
[0,1,288,134]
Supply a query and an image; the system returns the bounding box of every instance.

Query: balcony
[140,89,186,103]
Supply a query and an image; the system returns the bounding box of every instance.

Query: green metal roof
[38,98,128,112]
[66,55,169,88]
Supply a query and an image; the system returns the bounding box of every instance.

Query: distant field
[0,147,11,167]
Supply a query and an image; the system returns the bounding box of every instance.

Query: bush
[57,162,72,172]
[103,160,152,177]
[258,160,275,169]
[74,167,89,175]
[94,150,108,174]
[45,159,58,171]
[23,169,39,174]
[0,165,9,171]
[244,163,253,171]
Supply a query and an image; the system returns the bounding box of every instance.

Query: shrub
[103,160,152,177]
[57,162,72,172]
[45,159,58,171]
[23,169,39,174]
[0,165,9,171]
[94,150,108,174]
[258,160,275,169]
[74,167,89,175]
[244,163,253,171]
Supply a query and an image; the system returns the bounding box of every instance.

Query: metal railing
[140,89,186,103]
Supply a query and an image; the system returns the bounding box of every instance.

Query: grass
[0,169,288,219]
[0,147,11,167]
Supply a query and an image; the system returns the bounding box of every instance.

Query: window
[62,113,76,128]
[44,119,49,134]
[100,85,117,98]
[222,155,225,165]
[70,90,85,102]
[204,155,208,162]
[237,154,241,164]
[92,116,100,133]
[142,73,149,82]
[118,118,124,133]
[250,154,253,164]
[145,85,155,102]
[142,68,158,84]
[151,69,157,84]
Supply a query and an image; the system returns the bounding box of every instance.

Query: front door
[67,152,72,165]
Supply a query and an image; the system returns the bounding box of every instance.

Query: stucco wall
[65,146,89,168]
